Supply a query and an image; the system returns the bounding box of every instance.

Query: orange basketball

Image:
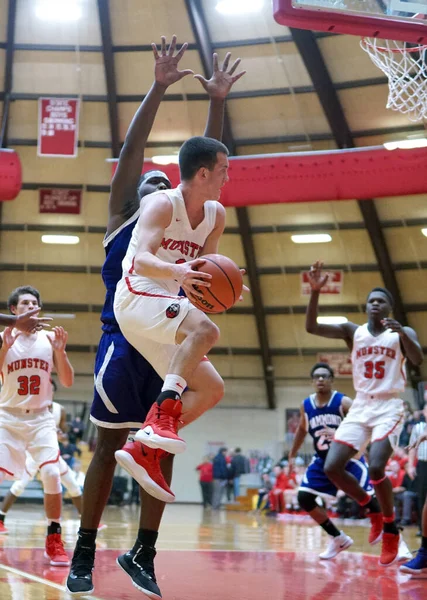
[191,254,243,314]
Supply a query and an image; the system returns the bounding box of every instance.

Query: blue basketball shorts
[299,455,373,498]
[90,330,163,430]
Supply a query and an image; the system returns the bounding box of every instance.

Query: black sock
[320,518,341,538]
[366,497,381,514]
[422,536,427,550]
[383,521,399,535]
[47,521,61,536]
[77,527,97,547]
[0,514,5,523]
[137,528,158,548]
[156,390,180,406]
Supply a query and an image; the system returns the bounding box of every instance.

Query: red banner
[301,270,343,295]
[39,188,82,214]
[38,98,80,158]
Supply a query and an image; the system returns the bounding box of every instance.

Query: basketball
[191,254,243,314]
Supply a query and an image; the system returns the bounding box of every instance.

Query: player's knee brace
[40,462,62,495]
[297,490,318,512]
[60,470,82,498]
[10,479,27,497]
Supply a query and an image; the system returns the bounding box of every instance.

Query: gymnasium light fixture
[317,316,348,325]
[44,313,76,319]
[422,228,427,237]
[41,235,80,245]
[291,234,332,244]
[35,0,82,22]
[216,0,264,15]
[383,139,427,150]
[151,155,180,165]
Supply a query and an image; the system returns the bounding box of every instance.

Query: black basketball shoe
[117,544,161,599]
[66,542,95,595]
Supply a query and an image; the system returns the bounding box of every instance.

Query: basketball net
[360,29,427,122]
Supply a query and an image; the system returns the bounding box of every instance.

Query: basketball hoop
[360,35,427,122]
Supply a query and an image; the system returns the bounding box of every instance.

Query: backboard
[273,0,427,42]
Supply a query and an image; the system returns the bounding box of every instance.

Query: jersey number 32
[17,375,41,396]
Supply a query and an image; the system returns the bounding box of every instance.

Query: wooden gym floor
[0,504,425,599]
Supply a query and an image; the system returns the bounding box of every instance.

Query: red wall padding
[130,146,427,206]
[0,149,22,201]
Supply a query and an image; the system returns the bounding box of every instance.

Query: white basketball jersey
[122,185,218,295]
[0,330,54,410]
[51,401,62,428]
[351,323,406,395]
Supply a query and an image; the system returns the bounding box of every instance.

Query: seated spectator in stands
[59,433,81,469]
[256,471,273,512]
[393,446,409,468]
[268,464,297,514]
[395,462,419,526]
[196,456,214,509]
[400,401,417,447]
[69,415,85,444]
[72,459,85,489]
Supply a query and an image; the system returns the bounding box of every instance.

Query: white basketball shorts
[0,408,59,480]
[114,276,198,379]
[334,393,404,451]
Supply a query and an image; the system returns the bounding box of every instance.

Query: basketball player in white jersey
[114,136,247,496]
[305,261,423,567]
[0,286,74,565]
[0,399,86,534]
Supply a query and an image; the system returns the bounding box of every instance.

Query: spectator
[69,415,85,444]
[400,401,417,447]
[212,448,229,509]
[59,433,81,469]
[408,403,427,533]
[196,456,214,509]
[71,459,85,489]
[231,448,249,500]
[256,472,273,511]
[396,462,419,526]
[268,465,289,515]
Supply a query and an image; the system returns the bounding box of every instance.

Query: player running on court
[67,35,245,598]
[306,261,423,566]
[0,286,74,565]
[289,362,369,559]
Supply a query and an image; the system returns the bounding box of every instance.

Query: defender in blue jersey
[289,362,373,559]
[67,36,246,598]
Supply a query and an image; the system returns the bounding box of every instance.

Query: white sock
[161,374,187,397]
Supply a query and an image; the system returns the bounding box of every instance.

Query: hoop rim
[361,37,427,53]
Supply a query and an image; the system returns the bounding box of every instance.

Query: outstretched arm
[305,261,357,348]
[108,36,193,236]
[288,405,308,463]
[197,52,246,141]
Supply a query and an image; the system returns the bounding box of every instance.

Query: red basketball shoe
[379,532,399,567]
[115,441,175,503]
[368,512,383,545]
[45,533,70,566]
[135,399,186,454]
[0,521,9,535]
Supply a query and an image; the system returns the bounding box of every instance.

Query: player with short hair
[0,286,74,565]
[289,362,363,558]
[306,261,423,566]
[67,36,245,598]
[114,133,250,477]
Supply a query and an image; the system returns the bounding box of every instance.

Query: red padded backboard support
[118,146,427,207]
[273,0,427,43]
[0,149,22,201]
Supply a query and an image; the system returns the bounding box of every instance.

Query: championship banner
[317,352,353,378]
[38,98,80,158]
[301,270,343,295]
[39,188,82,214]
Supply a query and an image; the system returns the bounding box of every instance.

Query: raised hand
[238,268,250,301]
[15,307,52,334]
[47,326,68,353]
[2,327,21,350]
[307,261,329,291]
[194,52,246,99]
[152,35,194,88]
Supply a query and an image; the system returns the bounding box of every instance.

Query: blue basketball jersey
[100,211,140,332]
[304,391,345,460]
